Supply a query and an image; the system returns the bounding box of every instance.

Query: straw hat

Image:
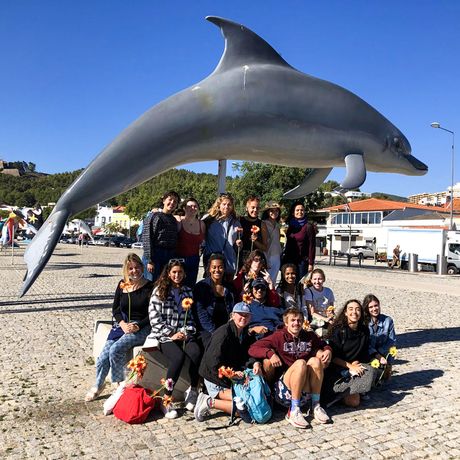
[264,200,281,211]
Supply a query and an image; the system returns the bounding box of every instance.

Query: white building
[317,198,452,255]
[94,205,141,234]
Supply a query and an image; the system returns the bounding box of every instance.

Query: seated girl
[363,294,396,381]
[322,299,377,408]
[303,268,335,335]
[147,259,202,419]
[194,302,262,422]
[276,263,303,310]
[193,253,235,347]
[85,253,153,401]
[233,250,279,306]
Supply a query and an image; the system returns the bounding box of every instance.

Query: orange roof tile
[319,198,450,213]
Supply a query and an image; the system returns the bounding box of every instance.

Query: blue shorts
[274,374,311,408]
[204,379,227,399]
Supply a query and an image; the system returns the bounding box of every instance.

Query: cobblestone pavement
[1,245,459,459]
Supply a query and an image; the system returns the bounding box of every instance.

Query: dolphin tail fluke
[283,168,333,199]
[19,208,70,297]
[334,153,367,193]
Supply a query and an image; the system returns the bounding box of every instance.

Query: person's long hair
[155,260,186,301]
[363,294,380,323]
[206,194,237,221]
[242,249,267,274]
[327,299,365,339]
[122,253,143,283]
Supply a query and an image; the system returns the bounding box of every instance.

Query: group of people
[86,191,397,428]
[139,190,317,287]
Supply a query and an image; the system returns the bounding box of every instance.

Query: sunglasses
[253,286,267,291]
[219,192,233,198]
[168,258,185,266]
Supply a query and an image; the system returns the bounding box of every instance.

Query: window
[355,213,362,224]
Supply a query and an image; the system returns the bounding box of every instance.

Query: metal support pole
[217,160,227,195]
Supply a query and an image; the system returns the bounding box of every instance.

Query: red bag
[113,385,156,424]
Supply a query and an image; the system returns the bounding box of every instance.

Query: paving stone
[1,246,459,459]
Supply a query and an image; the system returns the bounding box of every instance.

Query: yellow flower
[181,297,193,311]
[242,293,253,304]
[388,346,398,358]
[370,359,380,369]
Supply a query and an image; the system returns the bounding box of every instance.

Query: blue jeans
[144,247,176,283]
[183,254,200,287]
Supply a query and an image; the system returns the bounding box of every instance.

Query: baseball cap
[232,302,251,314]
[251,278,268,289]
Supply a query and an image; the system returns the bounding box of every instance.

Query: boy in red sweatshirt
[248,307,332,429]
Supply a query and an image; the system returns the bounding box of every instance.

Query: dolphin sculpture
[20,16,427,296]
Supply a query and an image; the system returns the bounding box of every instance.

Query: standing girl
[176,197,206,287]
[147,260,202,419]
[282,202,316,279]
[261,201,282,282]
[203,194,242,280]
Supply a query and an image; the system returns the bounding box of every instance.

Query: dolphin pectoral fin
[19,208,70,297]
[206,16,292,73]
[335,153,367,192]
[283,168,333,199]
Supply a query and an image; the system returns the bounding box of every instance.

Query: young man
[141,190,180,282]
[239,196,266,268]
[248,307,332,428]
[195,302,262,421]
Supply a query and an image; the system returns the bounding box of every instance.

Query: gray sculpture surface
[20,16,427,296]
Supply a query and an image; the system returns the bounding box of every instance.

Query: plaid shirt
[148,285,195,342]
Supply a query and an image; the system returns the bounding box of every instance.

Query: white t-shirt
[303,286,335,315]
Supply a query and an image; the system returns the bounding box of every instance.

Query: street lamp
[431,122,455,230]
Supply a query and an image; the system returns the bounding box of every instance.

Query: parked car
[94,236,111,246]
[107,236,135,248]
[131,241,143,249]
[346,245,375,259]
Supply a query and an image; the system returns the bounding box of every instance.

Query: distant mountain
[371,192,408,202]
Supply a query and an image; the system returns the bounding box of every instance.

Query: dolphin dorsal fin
[206,16,292,73]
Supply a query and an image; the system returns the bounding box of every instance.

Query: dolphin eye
[393,137,402,151]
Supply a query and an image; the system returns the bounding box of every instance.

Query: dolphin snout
[406,154,428,175]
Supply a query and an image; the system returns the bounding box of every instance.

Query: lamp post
[431,122,455,230]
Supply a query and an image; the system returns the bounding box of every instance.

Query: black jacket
[199,320,258,388]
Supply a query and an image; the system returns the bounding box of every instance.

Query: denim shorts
[204,379,227,399]
[274,374,311,408]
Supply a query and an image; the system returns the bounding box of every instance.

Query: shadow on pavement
[398,327,460,348]
[0,302,111,314]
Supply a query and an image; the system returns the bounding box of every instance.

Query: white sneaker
[194,393,211,422]
[84,383,106,402]
[286,407,310,429]
[161,401,178,419]
[184,387,198,411]
[313,405,331,424]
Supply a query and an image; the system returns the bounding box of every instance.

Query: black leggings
[159,339,202,393]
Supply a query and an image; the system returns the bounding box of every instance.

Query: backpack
[231,369,272,424]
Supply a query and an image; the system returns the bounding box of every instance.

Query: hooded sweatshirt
[248,325,331,370]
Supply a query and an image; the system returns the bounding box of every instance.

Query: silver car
[347,245,375,259]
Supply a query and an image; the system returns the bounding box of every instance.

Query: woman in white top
[261,201,282,282]
[303,268,335,335]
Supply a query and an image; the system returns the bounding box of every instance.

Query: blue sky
[1,1,459,198]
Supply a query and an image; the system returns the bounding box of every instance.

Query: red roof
[319,198,450,213]
[113,206,126,213]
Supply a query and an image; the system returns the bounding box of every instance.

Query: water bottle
[234,397,252,424]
